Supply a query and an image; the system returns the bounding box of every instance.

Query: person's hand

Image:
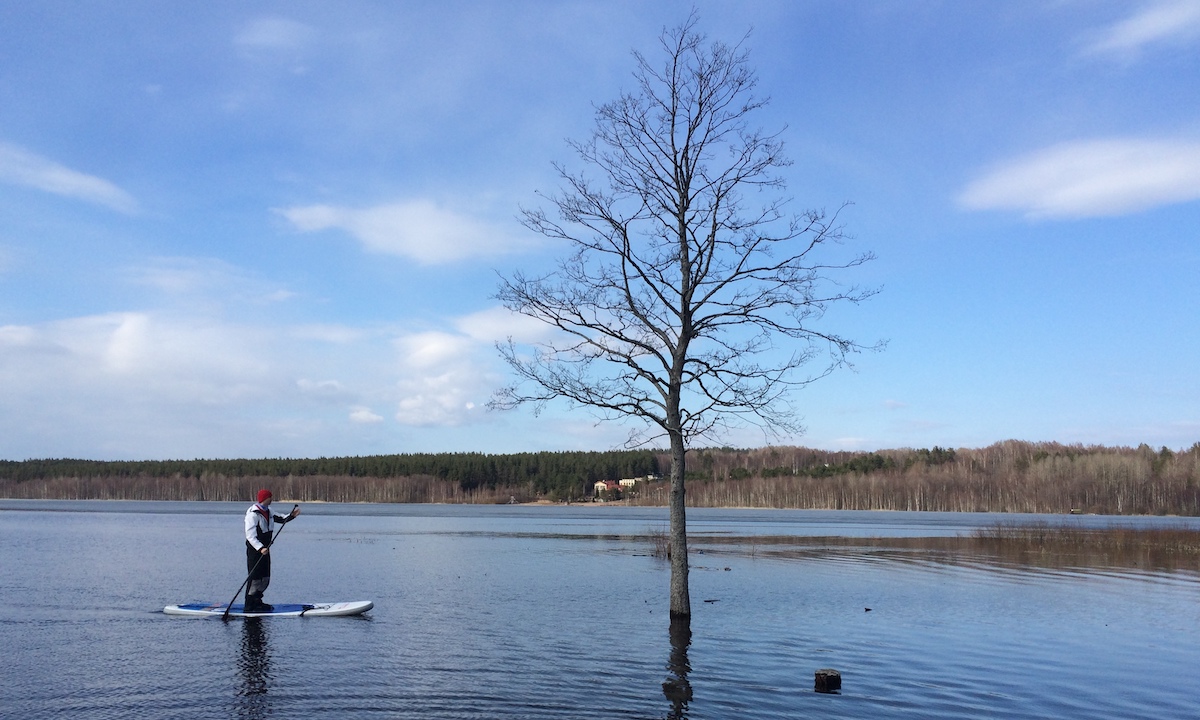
[260,547,269,555]
[289,506,301,519]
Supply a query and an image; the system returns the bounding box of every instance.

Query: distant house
[619,478,640,488]
[594,480,621,497]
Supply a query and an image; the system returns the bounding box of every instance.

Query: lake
[2,500,1198,719]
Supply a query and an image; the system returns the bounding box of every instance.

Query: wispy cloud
[959,138,1200,218]
[129,257,285,296]
[235,17,315,50]
[296,378,349,399]
[455,305,556,344]
[0,142,138,214]
[277,199,531,264]
[1083,0,1200,57]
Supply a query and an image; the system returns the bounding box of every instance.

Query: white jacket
[244,503,278,550]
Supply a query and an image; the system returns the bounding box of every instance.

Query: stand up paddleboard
[164,601,373,617]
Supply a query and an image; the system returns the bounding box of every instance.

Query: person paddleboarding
[243,489,300,612]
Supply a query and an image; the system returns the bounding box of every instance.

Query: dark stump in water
[814,668,842,694]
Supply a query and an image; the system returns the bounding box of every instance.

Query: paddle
[223,504,299,619]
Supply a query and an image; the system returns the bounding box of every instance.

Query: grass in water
[647,526,670,559]
[969,522,1200,554]
[680,522,1200,571]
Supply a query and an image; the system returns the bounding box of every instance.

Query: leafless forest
[638,441,1200,515]
[3,440,1199,515]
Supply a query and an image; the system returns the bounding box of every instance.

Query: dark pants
[245,541,271,602]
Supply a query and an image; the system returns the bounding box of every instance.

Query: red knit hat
[257,489,272,504]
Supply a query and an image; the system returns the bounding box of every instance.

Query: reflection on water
[662,617,693,719]
[687,531,1200,574]
[236,619,271,720]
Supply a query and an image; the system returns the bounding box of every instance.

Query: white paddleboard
[164,600,373,617]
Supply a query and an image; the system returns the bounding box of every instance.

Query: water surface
[2,501,1197,719]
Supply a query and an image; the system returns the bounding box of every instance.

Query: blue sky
[1,1,1198,461]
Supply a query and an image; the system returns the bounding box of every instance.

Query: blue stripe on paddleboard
[176,603,311,614]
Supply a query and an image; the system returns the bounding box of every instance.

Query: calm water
[2,501,1199,719]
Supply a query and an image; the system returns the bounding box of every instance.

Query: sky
[1,0,1199,461]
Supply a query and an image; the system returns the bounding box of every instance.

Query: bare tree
[493,16,879,618]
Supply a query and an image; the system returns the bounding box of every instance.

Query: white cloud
[0,142,138,214]
[392,330,495,426]
[0,309,383,458]
[0,312,272,409]
[0,257,525,453]
[1084,0,1200,56]
[104,312,152,373]
[0,307,629,458]
[106,313,267,385]
[0,324,36,346]
[350,406,384,424]
[277,199,530,264]
[398,331,474,371]
[455,305,556,344]
[959,138,1200,218]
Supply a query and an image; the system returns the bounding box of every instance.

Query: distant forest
[2,441,1199,516]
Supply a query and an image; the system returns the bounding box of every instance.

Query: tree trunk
[668,429,691,618]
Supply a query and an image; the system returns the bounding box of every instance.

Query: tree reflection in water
[236,618,271,720]
[662,616,693,719]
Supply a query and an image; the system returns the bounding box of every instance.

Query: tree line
[0,450,659,503]
[2,441,1198,515]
